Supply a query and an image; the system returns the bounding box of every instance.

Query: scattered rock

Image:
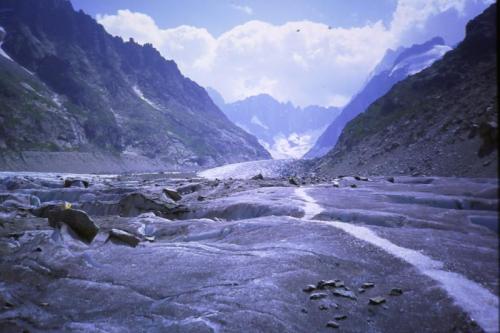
[317,280,337,289]
[163,188,182,202]
[289,177,300,186]
[389,288,403,296]
[176,183,202,195]
[119,193,177,217]
[326,321,339,329]
[310,292,328,300]
[361,282,375,289]
[64,179,89,188]
[332,288,357,300]
[334,314,347,321]
[369,296,386,305]
[108,228,141,247]
[303,284,316,292]
[251,173,264,180]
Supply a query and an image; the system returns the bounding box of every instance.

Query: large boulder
[34,203,99,243]
[119,192,181,217]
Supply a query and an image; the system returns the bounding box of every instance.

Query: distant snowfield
[260,127,327,159]
[198,159,293,179]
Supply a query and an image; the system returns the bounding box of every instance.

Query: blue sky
[71,0,397,37]
[70,0,493,107]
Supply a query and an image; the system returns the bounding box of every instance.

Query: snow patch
[296,187,499,333]
[133,85,160,110]
[0,42,12,61]
[250,115,269,130]
[390,45,452,77]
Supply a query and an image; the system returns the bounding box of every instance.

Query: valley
[0,1,498,332]
[0,163,498,332]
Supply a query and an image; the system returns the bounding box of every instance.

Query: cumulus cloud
[97,0,490,107]
[231,4,253,15]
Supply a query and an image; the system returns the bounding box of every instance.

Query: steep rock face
[0,0,270,172]
[207,90,339,159]
[306,37,451,158]
[314,4,497,178]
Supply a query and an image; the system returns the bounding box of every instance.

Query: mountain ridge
[208,89,340,159]
[313,3,497,178]
[0,0,270,172]
[306,36,451,158]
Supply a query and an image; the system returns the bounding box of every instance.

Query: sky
[71,0,493,107]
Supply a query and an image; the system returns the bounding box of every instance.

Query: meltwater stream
[295,187,499,333]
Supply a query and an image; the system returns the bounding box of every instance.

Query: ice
[198,159,293,180]
[296,187,499,333]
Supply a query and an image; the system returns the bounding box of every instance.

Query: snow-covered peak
[389,44,452,77]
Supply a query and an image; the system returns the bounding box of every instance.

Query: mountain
[207,90,340,159]
[306,37,451,158]
[313,4,497,178]
[0,0,269,173]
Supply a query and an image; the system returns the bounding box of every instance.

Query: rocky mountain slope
[313,4,497,178]
[207,89,339,159]
[306,37,451,158]
[0,0,269,173]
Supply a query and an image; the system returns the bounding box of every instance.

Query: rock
[361,282,375,289]
[289,177,300,186]
[163,188,182,202]
[332,288,357,300]
[108,229,141,247]
[319,304,329,310]
[176,183,202,195]
[251,173,264,180]
[350,184,357,188]
[358,288,366,293]
[387,177,395,183]
[47,207,99,244]
[64,179,89,188]
[389,288,403,296]
[369,296,386,305]
[197,196,206,201]
[332,181,340,188]
[317,280,336,289]
[301,308,308,313]
[326,321,339,329]
[119,193,177,217]
[310,292,328,300]
[303,284,316,292]
[334,314,347,321]
[354,176,369,181]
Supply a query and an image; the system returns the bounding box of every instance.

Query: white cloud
[97,0,490,107]
[231,4,253,15]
